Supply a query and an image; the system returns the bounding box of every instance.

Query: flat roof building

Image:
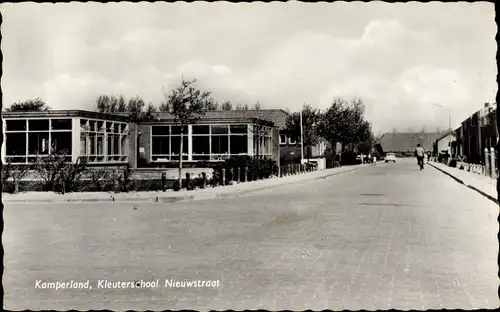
[2,109,282,168]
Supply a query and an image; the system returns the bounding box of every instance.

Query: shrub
[56,157,88,194]
[33,152,69,192]
[172,180,181,192]
[212,163,224,186]
[84,167,115,192]
[186,179,197,191]
[117,164,135,192]
[2,160,32,193]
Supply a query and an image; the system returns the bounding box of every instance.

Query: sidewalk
[428,161,498,204]
[3,164,370,204]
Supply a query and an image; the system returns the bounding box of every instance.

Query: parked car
[385,153,396,163]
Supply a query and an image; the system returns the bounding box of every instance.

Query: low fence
[2,162,321,193]
[455,147,498,179]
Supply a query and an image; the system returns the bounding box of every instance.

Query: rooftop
[154,109,289,129]
[1,109,130,122]
[379,132,442,152]
[1,109,290,128]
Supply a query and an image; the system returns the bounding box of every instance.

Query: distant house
[434,132,455,155]
[379,132,442,156]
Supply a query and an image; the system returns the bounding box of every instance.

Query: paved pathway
[3,159,498,310]
[428,161,497,204]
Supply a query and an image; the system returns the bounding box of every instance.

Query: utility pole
[433,103,452,155]
[300,107,304,164]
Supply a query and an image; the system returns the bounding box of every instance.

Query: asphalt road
[3,158,499,310]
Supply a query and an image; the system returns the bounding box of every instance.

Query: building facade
[434,132,455,155]
[1,110,282,168]
[2,110,132,166]
[136,112,278,167]
[454,102,497,164]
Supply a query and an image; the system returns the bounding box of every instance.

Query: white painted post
[490,147,496,179]
[1,118,6,164]
[484,148,490,177]
[188,125,193,161]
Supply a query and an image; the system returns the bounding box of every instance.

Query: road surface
[3,158,498,310]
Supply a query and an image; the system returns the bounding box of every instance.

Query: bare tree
[253,102,262,110]
[206,99,219,111]
[118,95,127,112]
[221,101,233,111]
[142,102,158,121]
[236,103,250,111]
[161,78,213,187]
[96,95,111,112]
[127,96,146,122]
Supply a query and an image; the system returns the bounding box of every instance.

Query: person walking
[415,144,425,170]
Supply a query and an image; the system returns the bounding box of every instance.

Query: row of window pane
[152,124,248,136]
[5,132,72,156]
[152,137,189,155]
[80,133,128,156]
[151,135,248,156]
[5,119,73,131]
[80,119,127,133]
[79,156,127,163]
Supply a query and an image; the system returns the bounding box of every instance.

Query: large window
[151,123,251,162]
[151,125,188,162]
[80,118,128,163]
[4,118,73,164]
[191,125,210,161]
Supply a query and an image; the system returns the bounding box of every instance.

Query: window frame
[150,123,255,163]
[79,118,129,164]
[4,118,76,165]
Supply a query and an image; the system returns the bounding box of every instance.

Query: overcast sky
[1,2,496,134]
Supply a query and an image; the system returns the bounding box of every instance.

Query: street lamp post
[433,103,452,155]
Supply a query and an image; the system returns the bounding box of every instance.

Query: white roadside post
[490,147,496,179]
[300,109,304,165]
[485,148,490,177]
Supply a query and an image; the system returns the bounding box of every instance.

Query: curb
[428,163,465,185]
[4,165,368,204]
[428,162,498,205]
